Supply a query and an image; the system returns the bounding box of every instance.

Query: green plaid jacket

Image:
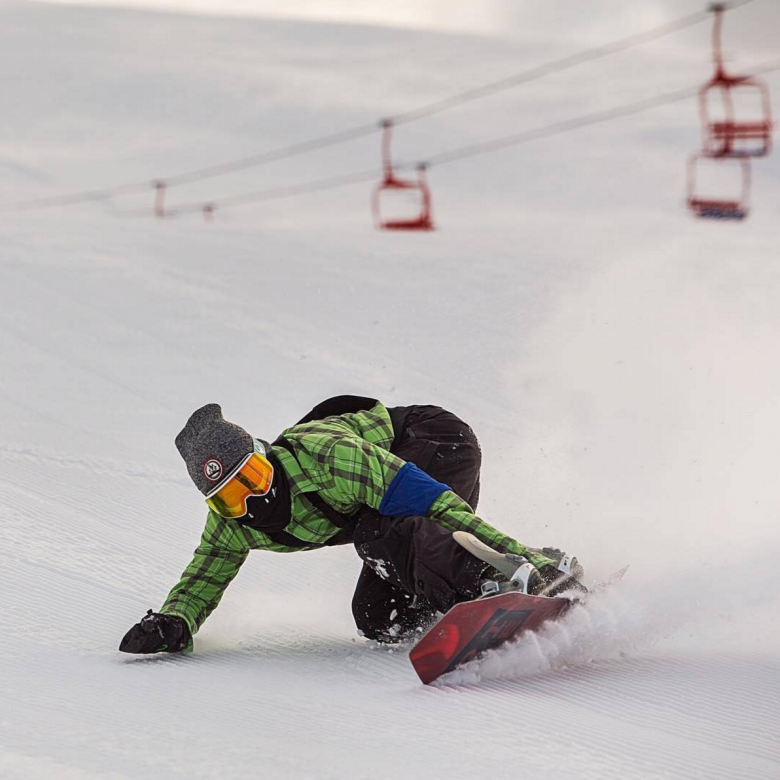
[160,402,548,638]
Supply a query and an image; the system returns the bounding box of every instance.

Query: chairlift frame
[371,119,434,231]
[698,3,773,158]
[687,152,751,220]
[154,180,166,218]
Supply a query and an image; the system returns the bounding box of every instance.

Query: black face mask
[233,455,291,533]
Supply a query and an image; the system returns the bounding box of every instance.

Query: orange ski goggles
[205,440,274,519]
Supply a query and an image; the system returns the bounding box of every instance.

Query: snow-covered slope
[1,2,779,779]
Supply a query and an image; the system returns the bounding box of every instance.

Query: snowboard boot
[527,546,588,597]
[527,546,585,580]
[365,594,440,646]
[452,531,544,597]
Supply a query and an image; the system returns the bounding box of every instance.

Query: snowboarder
[119,396,584,654]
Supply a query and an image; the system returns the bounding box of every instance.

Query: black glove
[119,610,190,654]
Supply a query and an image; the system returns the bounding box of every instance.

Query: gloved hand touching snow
[119,610,190,654]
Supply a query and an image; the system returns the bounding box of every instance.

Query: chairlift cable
[147,58,780,218]
[0,3,756,213]
[426,86,702,167]
[114,168,380,218]
[389,4,750,126]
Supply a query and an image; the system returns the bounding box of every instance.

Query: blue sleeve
[378,462,451,518]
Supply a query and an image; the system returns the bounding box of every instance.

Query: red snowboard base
[409,592,571,684]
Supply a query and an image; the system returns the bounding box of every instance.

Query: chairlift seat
[372,120,434,231]
[686,153,751,221]
[706,115,773,158]
[701,77,774,157]
[688,198,747,220]
[698,22,773,158]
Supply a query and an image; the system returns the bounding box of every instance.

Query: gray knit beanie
[175,404,254,495]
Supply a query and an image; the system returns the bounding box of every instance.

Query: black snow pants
[352,405,488,641]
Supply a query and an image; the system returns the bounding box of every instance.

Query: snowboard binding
[453,531,586,599]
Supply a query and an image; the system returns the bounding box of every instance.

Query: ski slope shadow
[113,626,413,688]
[427,653,780,770]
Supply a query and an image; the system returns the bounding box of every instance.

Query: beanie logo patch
[203,459,224,483]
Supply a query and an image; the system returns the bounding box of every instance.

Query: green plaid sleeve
[329,436,405,510]
[427,491,556,569]
[295,433,405,512]
[159,510,250,638]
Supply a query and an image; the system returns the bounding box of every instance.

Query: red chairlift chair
[687,152,751,221]
[699,3,773,158]
[371,119,434,231]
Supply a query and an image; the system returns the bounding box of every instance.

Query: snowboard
[409,591,570,684]
[409,567,628,684]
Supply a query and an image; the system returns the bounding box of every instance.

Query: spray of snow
[444,543,780,685]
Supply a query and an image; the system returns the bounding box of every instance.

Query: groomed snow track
[1,2,779,778]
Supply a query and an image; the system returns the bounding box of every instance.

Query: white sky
[30,0,780,52]
[26,0,699,37]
